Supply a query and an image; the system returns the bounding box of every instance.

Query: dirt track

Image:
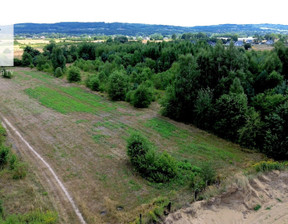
[1,115,86,224]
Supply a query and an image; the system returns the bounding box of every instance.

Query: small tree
[21,52,33,66]
[51,47,66,71]
[131,84,154,108]
[67,66,81,82]
[86,75,100,91]
[0,146,9,168]
[54,67,63,78]
[108,71,129,101]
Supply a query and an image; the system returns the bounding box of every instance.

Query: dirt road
[1,115,86,224]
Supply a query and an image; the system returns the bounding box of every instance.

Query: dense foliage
[19,38,288,159]
[127,133,178,183]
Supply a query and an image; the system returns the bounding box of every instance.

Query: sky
[1,0,288,26]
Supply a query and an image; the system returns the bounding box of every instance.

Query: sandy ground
[164,171,288,224]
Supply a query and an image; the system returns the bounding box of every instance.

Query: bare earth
[164,171,288,224]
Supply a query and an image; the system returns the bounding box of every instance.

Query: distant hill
[14,22,288,36]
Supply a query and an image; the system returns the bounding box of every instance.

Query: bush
[127,133,177,183]
[67,66,81,82]
[12,162,27,179]
[14,58,22,66]
[22,52,33,66]
[1,69,12,79]
[0,146,9,168]
[9,154,18,170]
[86,75,100,91]
[54,67,63,78]
[253,161,286,172]
[108,71,129,101]
[131,84,154,108]
[189,163,216,200]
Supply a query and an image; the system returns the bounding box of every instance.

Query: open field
[0,122,57,222]
[14,39,63,59]
[0,68,265,223]
[251,44,274,51]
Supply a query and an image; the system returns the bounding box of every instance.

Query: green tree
[54,67,63,78]
[21,52,33,66]
[67,66,81,82]
[51,47,66,71]
[131,83,154,108]
[194,88,214,129]
[108,70,129,101]
[161,54,200,121]
[214,81,248,141]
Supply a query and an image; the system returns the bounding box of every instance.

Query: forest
[16,37,288,161]
[14,22,288,36]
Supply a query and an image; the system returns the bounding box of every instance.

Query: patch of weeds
[76,119,89,124]
[92,134,107,143]
[265,206,272,210]
[95,172,107,182]
[254,204,261,211]
[276,198,282,202]
[134,197,170,224]
[128,180,142,191]
[93,121,128,130]
[253,161,287,172]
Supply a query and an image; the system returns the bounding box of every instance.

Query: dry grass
[251,45,274,51]
[0,68,265,223]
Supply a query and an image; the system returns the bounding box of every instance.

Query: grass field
[0,68,265,223]
[0,123,57,223]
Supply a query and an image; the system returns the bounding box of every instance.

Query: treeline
[17,39,288,159]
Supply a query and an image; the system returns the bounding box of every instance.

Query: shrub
[12,162,27,179]
[151,152,178,182]
[54,67,63,78]
[86,75,100,91]
[1,69,12,79]
[253,161,286,172]
[189,163,216,200]
[0,146,9,168]
[127,133,177,183]
[0,200,3,218]
[67,66,81,82]
[14,58,22,66]
[108,71,129,101]
[131,84,154,108]
[9,154,18,170]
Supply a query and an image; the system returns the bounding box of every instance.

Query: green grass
[25,86,115,114]
[0,210,58,224]
[23,71,53,84]
[93,121,128,130]
[145,118,189,139]
[144,118,242,168]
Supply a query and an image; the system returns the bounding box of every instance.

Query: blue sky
[1,0,288,26]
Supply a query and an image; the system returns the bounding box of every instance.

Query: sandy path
[1,116,86,224]
[164,171,288,224]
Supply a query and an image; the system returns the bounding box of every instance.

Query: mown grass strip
[25,86,114,114]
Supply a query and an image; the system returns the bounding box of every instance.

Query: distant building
[208,41,216,46]
[225,41,234,46]
[266,40,274,45]
[234,41,244,47]
[238,37,256,43]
